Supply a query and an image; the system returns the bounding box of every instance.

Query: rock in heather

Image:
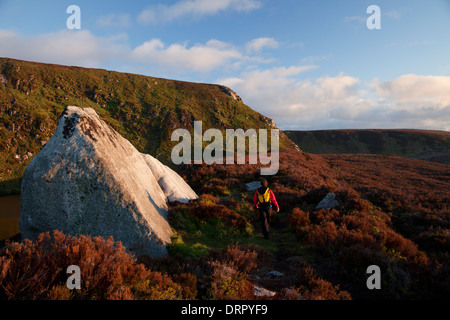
[315,193,339,210]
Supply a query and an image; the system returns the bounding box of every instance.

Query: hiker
[253,179,279,239]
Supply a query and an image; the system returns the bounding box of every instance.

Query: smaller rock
[316,193,339,210]
[245,181,261,191]
[253,285,276,297]
[267,270,284,278]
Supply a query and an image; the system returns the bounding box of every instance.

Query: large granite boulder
[141,153,198,203]
[20,106,173,257]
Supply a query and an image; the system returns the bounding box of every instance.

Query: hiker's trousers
[258,206,272,239]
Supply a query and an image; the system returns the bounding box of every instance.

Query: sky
[0,0,449,131]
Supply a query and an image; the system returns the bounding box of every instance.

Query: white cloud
[0,29,128,68]
[343,16,366,24]
[131,38,244,73]
[371,74,450,103]
[138,0,261,24]
[245,37,279,53]
[220,69,450,131]
[0,29,274,75]
[383,10,402,19]
[368,75,450,130]
[300,55,331,64]
[1,27,447,132]
[389,40,436,48]
[96,13,132,28]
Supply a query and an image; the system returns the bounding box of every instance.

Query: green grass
[167,232,210,259]
[167,203,310,264]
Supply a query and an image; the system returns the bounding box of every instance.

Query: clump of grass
[167,232,209,259]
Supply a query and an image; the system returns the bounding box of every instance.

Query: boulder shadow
[145,190,168,220]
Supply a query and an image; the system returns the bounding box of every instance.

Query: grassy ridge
[0,57,296,195]
[285,129,450,165]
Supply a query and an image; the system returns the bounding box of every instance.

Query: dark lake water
[0,195,21,240]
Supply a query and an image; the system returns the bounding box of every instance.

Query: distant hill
[285,129,450,165]
[0,57,297,195]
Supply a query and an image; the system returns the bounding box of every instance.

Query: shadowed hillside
[285,129,450,165]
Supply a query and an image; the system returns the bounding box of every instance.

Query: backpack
[257,187,271,206]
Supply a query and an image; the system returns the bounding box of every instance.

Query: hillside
[0,57,297,195]
[0,57,449,300]
[285,129,450,165]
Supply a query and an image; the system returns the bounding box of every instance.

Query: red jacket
[253,188,279,210]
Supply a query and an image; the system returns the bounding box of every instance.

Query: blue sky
[1,0,449,131]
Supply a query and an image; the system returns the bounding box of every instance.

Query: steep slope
[285,129,450,165]
[0,57,297,195]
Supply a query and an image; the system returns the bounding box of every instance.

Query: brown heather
[0,230,184,300]
[1,149,448,300]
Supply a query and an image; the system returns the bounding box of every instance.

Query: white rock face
[19,106,173,257]
[141,153,198,203]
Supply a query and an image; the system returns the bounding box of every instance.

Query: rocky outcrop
[141,153,198,203]
[19,106,174,257]
[219,85,242,102]
[0,73,7,86]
